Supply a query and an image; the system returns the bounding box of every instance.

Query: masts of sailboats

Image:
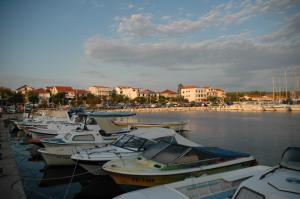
[272,76,275,101]
[284,70,288,100]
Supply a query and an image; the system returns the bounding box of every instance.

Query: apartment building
[114,86,141,100]
[16,85,34,95]
[160,89,178,98]
[86,86,112,98]
[181,85,225,102]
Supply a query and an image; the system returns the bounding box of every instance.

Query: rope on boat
[62,160,78,199]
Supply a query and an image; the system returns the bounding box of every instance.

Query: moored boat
[102,141,257,191]
[71,128,200,175]
[289,104,300,111]
[232,147,300,199]
[38,127,131,166]
[112,121,189,132]
[113,165,270,199]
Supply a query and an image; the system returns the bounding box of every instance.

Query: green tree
[177,83,183,94]
[207,96,222,105]
[49,92,67,105]
[134,97,147,104]
[158,96,167,104]
[0,87,13,100]
[8,93,24,105]
[86,93,101,106]
[110,90,129,105]
[28,91,39,105]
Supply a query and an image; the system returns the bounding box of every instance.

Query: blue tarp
[194,147,250,158]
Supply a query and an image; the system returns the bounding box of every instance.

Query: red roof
[54,86,74,92]
[181,85,198,89]
[214,88,224,91]
[140,89,155,94]
[75,89,89,94]
[91,86,110,88]
[160,89,177,94]
[33,88,49,94]
[16,84,33,91]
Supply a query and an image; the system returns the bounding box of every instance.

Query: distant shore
[34,106,300,116]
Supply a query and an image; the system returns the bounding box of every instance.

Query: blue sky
[1,0,300,91]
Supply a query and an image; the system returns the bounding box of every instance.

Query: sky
[1,0,300,92]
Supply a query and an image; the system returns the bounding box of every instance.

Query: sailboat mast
[285,70,288,99]
[272,76,275,101]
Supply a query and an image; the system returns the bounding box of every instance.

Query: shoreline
[33,106,300,115]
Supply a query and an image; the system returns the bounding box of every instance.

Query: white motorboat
[113,165,270,199]
[15,108,85,135]
[272,104,290,112]
[71,128,200,175]
[38,129,117,166]
[232,147,300,199]
[30,118,100,140]
[112,120,190,132]
[37,112,137,166]
[289,104,300,111]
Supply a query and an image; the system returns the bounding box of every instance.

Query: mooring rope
[62,160,78,199]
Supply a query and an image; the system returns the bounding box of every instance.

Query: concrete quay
[0,115,26,199]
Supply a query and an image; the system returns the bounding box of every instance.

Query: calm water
[6,111,300,199]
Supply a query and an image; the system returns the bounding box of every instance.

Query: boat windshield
[143,142,190,164]
[64,133,72,141]
[113,135,151,151]
[280,147,300,171]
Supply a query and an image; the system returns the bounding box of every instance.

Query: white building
[86,86,112,98]
[181,85,224,102]
[47,86,75,99]
[114,86,141,100]
[139,89,159,99]
[16,85,34,95]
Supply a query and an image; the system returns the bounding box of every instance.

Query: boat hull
[40,152,73,166]
[31,132,57,140]
[39,145,106,166]
[107,160,256,191]
[77,160,107,175]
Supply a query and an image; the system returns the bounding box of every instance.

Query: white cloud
[260,13,300,44]
[115,0,300,37]
[85,34,300,73]
[128,4,135,9]
[116,14,156,37]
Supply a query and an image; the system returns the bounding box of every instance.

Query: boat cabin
[232,147,300,199]
[112,134,176,152]
[142,142,251,168]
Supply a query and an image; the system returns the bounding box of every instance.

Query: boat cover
[193,147,250,158]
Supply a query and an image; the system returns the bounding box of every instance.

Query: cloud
[116,14,156,37]
[115,0,300,37]
[85,34,300,74]
[128,4,135,9]
[260,12,300,44]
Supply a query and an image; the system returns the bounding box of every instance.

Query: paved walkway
[0,115,26,199]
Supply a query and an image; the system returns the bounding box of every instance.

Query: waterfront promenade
[0,115,26,199]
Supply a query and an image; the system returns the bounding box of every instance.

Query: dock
[0,115,26,199]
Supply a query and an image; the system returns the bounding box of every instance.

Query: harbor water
[6,111,300,199]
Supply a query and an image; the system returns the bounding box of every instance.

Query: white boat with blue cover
[113,165,270,199]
